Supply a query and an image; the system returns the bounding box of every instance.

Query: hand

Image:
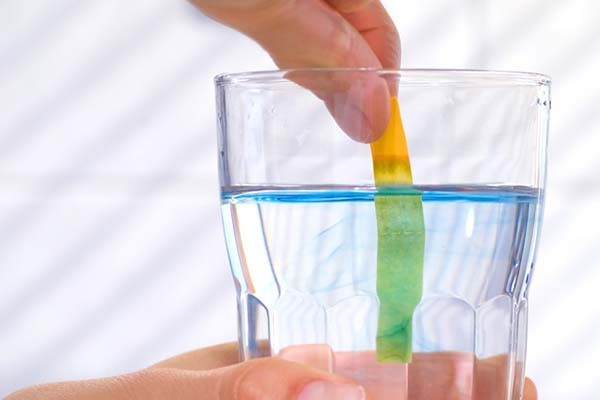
[192,0,399,70]
[6,343,363,400]
[7,343,537,399]
[192,0,400,142]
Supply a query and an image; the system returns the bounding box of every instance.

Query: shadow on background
[0,0,599,398]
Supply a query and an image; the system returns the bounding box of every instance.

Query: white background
[0,0,599,398]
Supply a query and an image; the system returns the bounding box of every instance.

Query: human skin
[6,2,539,399]
[193,0,399,143]
[7,343,537,399]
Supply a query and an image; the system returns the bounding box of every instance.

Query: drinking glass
[215,69,551,399]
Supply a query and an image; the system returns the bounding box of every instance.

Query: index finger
[192,0,398,142]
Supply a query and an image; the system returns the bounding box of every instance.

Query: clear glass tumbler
[215,69,551,400]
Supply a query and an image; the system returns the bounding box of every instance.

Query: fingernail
[298,381,365,400]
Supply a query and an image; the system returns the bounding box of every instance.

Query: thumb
[6,358,365,400]
[207,357,365,400]
[192,0,396,143]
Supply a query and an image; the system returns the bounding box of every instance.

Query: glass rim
[215,68,551,87]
